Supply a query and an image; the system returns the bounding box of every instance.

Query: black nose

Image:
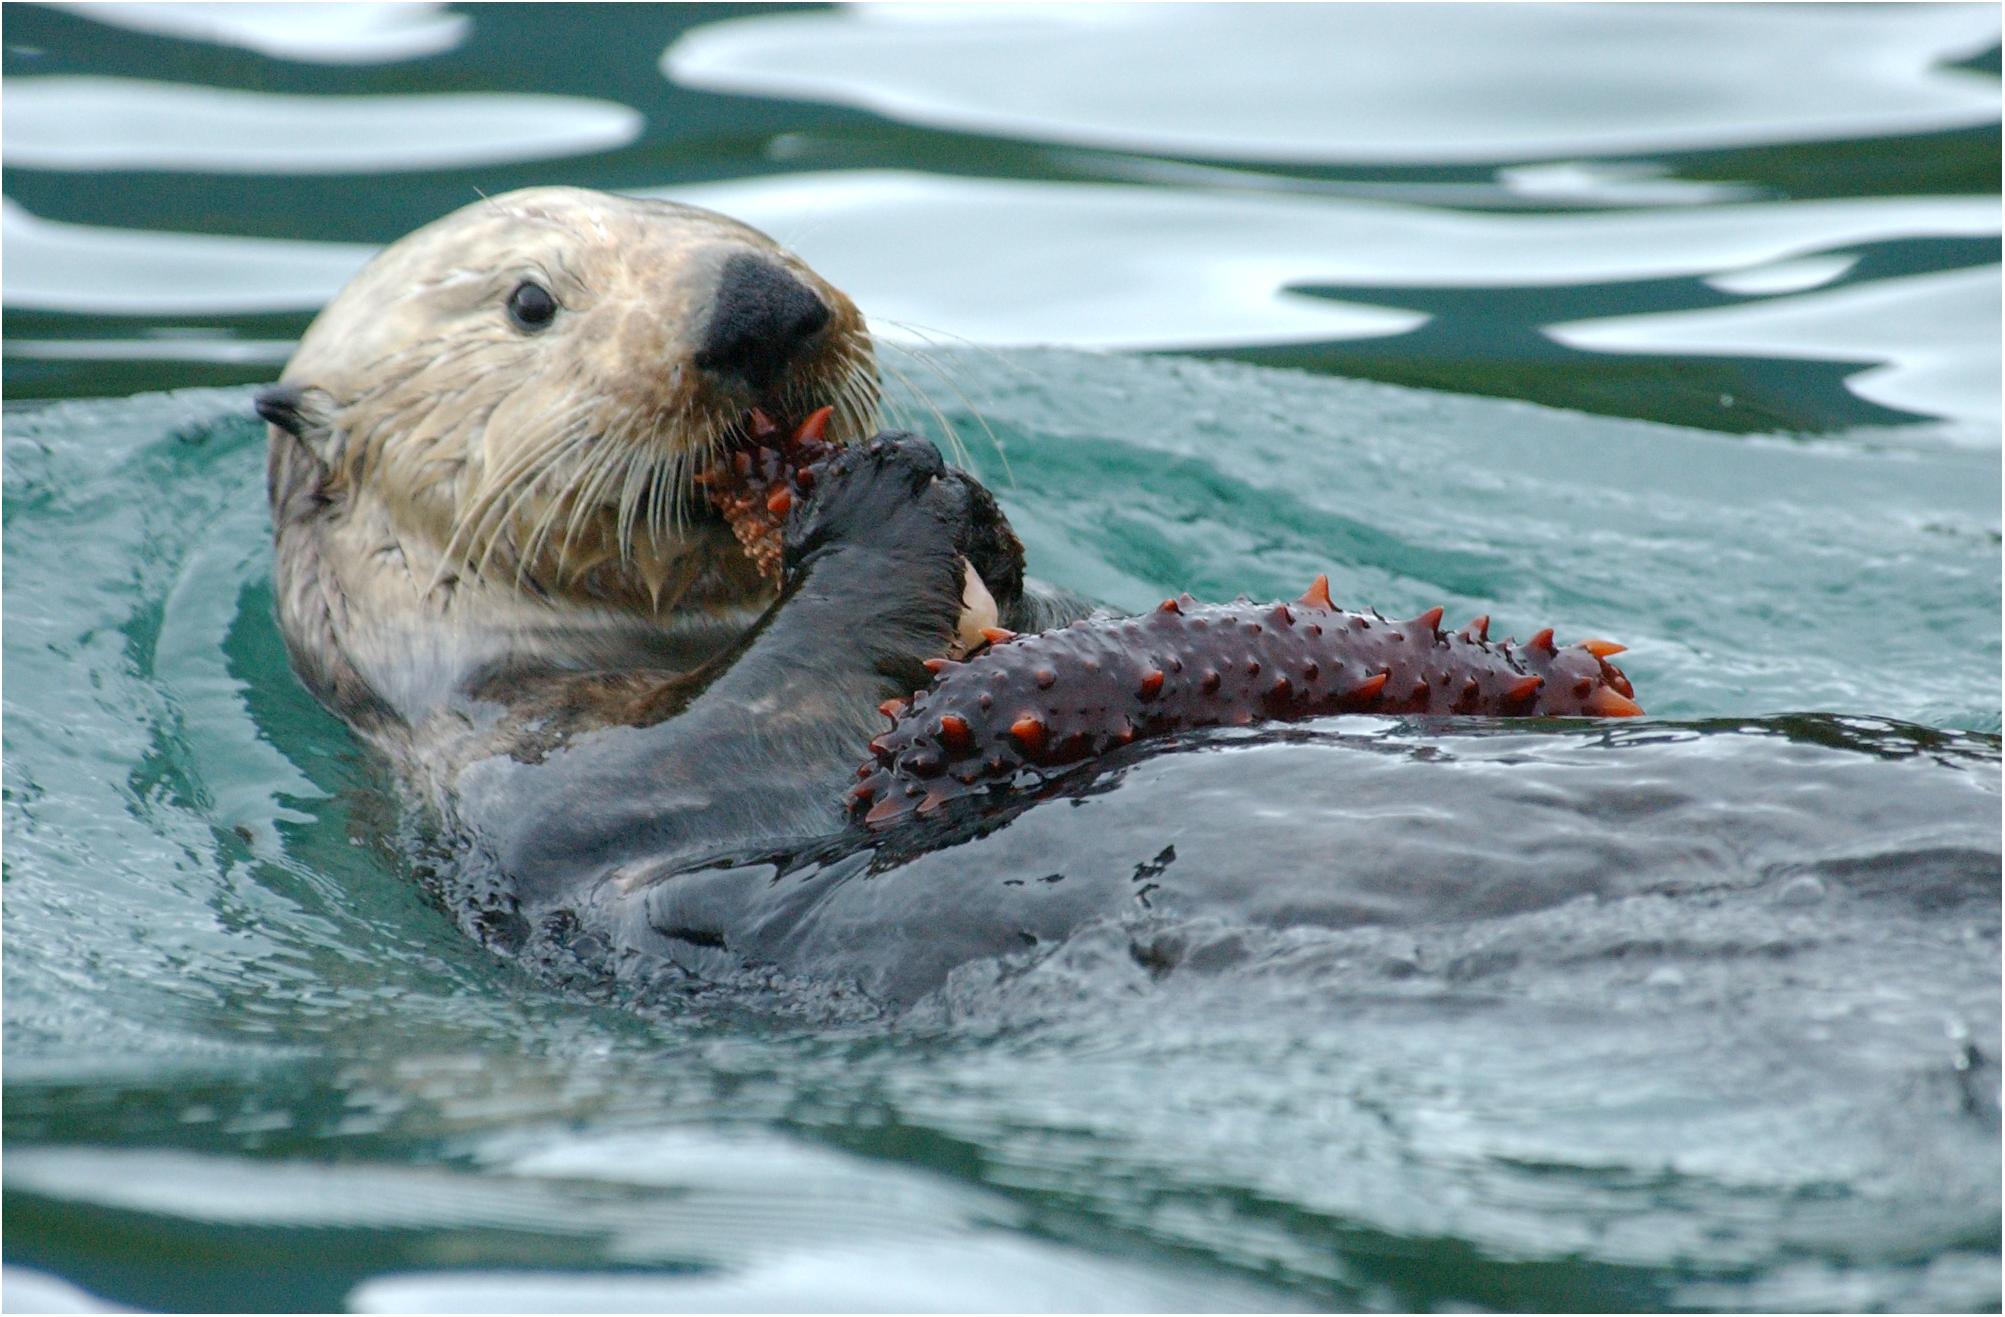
[694,253,831,394]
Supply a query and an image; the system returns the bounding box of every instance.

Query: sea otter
[260,188,1995,1013]
[259,186,1084,965]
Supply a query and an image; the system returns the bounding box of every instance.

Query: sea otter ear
[256,384,339,458]
[255,383,308,435]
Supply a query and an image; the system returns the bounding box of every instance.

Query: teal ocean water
[4,5,1999,1312]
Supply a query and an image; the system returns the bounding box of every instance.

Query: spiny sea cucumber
[849,579,1640,824]
[699,417,1643,827]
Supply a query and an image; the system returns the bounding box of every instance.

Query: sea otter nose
[694,254,832,394]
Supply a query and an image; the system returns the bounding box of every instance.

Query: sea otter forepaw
[780,431,1006,575]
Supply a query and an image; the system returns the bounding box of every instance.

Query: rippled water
[4,5,2000,1312]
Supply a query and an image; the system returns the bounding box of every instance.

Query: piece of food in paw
[951,562,1000,658]
[850,575,1642,824]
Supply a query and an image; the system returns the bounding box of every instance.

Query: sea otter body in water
[256,186,1646,993]
[262,188,1992,1012]
[260,187,1091,970]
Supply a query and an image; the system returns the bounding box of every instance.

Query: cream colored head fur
[266,187,878,728]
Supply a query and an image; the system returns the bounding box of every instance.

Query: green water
[4,4,2000,1312]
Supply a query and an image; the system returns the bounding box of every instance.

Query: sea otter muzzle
[694,253,832,394]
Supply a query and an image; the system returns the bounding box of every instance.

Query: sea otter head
[263,186,878,616]
[262,187,879,727]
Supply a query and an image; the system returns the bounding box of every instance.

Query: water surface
[4,5,1999,1311]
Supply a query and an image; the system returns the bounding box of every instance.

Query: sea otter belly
[450,711,1998,1013]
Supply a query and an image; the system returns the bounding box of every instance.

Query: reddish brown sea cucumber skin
[700,407,838,581]
[851,587,1641,824]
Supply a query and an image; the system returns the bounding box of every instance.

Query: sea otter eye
[506,281,558,332]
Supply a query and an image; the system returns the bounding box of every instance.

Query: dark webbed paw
[782,431,952,567]
[783,432,1024,615]
[954,471,1025,616]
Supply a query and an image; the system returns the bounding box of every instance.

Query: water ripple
[65,2,469,65]
[4,77,643,172]
[666,5,2000,164]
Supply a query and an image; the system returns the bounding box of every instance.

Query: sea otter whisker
[470,472,550,584]
[623,438,673,560]
[608,448,648,586]
[465,403,604,584]
[876,316,1048,399]
[588,422,636,555]
[521,386,661,573]
[876,355,971,472]
[806,348,854,441]
[435,456,534,588]
[657,439,705,537]
[835,351,884,443]
[654,439,697,540]
[661,400,728,540]
[664,455,698,540]
[836,337,915,440]
[449,410,588,583]
[840,392,872,448]
[551,425,640,574]
[554,444,619,566]
[517,428,608,584]
[831,374,869,448]
[642,459,670,556]
[614,445,650,562]
[453,399,580,528]
[880,338,1010,485]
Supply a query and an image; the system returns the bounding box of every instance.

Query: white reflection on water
[0,1268,133,1315]
[65,2,467,65]
[1493,160,1761,209]
[665,3,2001,164]
[6,336,294,365]
[2,1147,572,1230]
[4,77,643,173]
[647,172,1997,430]
[1703,253,1861,297]
[349,1246,1274,1315]
[650,170,1992,309]
[953,149,1760,211]
[0,201,372,313]
[1551,264,2003,427]
[9,171,1997,431]
[5,1139,1281,1312]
